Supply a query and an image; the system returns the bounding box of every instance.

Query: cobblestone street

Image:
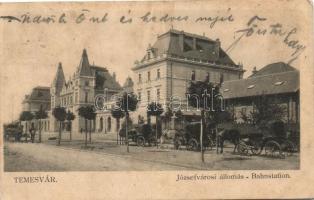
[4,132,299,171]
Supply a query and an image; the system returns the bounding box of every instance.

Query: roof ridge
[223,70,299,84]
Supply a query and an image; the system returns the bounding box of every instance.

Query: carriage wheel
[148,137,157,147]
[250,140,262,155]
[136,136,145,147]
[174,137,182,150]
[187,139,199,151]
[205,137,214,150]
[237,141,248,155]
[281,140,295,157]
[264,141,283,158]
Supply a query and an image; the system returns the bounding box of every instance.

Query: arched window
[107,117,111,132]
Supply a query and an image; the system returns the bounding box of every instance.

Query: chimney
[252,66,258,75]
[215,38,220,58]
[179,31,184,51]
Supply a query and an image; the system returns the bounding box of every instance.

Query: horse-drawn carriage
[119,123,157,147]
[173,122,214,151]
[218,120,297,158]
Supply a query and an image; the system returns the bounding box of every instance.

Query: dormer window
[247,84,255,89]
[274,81,285,86]
[147,51,151,60]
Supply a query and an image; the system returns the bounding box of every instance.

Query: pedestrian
[30,127,35,143]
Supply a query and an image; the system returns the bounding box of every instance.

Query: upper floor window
[205,72,210,82]
[147,90,150,102]
[138,92,141,101]
[157,69,160,79]
[138,73,142,83]
[191,70,196,81]
[147,71,151,82]
[85,81,89,86]
[75,92,78,103]
[85,92,88,103]
[220,73,224,83]
[156,89,160,101]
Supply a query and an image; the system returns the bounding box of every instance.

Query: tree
[78,107,88,147]
[117,92,138,152]
[147,102,164,148]
[66,110,75,141]
[187,81,222,162]
[111,107,125,144]
[86,106,96,144]
[78,105,96,146]
[19,111,34,136]
[163,107,173,129]
[35,107,48,143]
[250,95,285,126]
[52,107,67,145]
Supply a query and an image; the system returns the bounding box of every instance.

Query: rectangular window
[75,92,78,103]
[157,69,160,79]
[206,72,210,82]
[220,73,224,83]
[147,90,150,102]
[147,71,151,82]
[191,70,195,81]
[138,92,141,101]
[156,89,160,101]
[138,73,142,83]
[85,92,88,103]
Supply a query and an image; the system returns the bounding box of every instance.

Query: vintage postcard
[0,0,313,199]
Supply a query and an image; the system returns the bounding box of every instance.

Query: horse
[216,128,240,154]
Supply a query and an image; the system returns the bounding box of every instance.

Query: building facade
[21,86,51,133]
[132,29,245,122]
[221,62,300,124]
[50,49,122,135]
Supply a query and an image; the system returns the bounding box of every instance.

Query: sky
[0,0,311,123]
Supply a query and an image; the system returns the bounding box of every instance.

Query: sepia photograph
[0,0,313,199]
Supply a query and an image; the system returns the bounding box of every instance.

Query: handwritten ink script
[0,9,306,64]
[226,15,306,64]
[0,9,234,27]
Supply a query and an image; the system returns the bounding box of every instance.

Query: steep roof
[52,62,65,95]
[249,62,296,78]
[77,49,92,76]
[221,70,299,99]
[91,65,122,91]
[123,77,134,93]
[140,29,237,66]
[23,86,51,102]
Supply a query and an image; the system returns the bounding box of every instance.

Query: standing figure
[30,123,35,143]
